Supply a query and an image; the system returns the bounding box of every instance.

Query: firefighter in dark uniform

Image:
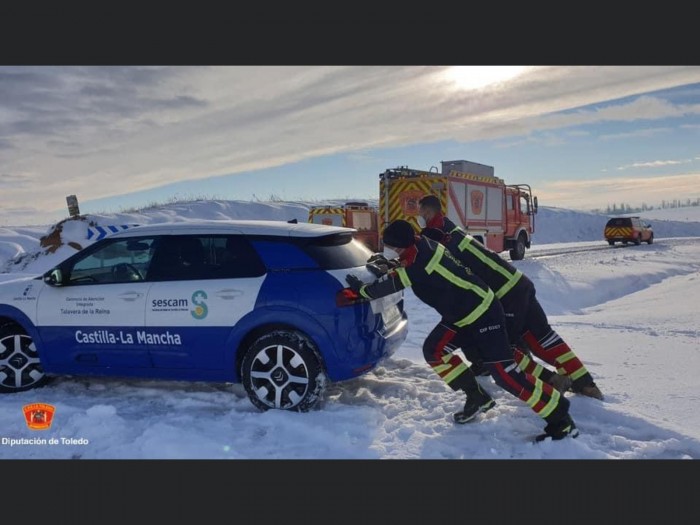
[417,194,603,400]
[347,219,579,441]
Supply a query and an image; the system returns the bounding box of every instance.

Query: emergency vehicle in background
[378,159,538,260]
[308,201,380,252]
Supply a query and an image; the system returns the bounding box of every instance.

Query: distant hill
[534,206,700,244]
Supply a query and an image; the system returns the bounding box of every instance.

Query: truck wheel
[509,234,527,261]
[634,234,641,246]
[241,330,327,412]
[647,233,654,245]
[0,323,50,393]
[607,240,615,246]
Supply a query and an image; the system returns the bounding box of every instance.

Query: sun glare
[444,66,529,90]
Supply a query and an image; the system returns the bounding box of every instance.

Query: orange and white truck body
[378,160,538,260]
[308,201,380,252]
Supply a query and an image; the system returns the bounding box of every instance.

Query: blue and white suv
[0,220,408,411]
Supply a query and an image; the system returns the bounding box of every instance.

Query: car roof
[106,219,356,239]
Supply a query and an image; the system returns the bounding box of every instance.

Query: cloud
[537,173,700,210]
[2,65,700,225]
[0,173,28,187]
[616,159,693,170]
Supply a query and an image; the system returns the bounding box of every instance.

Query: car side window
[65,237,156,285]
[214,235,266,278]
[147,235,265,281]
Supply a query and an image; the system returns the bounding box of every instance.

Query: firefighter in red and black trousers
[346,219,579,441]
[416,194,603,400]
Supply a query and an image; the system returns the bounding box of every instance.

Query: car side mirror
[43,268,64,286]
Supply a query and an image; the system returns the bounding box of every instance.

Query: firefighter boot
[534,413,580,442]
[571,377,604,400]
[453,379,496,424]
[535,396,580,442]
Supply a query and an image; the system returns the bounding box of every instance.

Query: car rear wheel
[241,330,327,412]
[607,240,615,246]
[0,323,50,393]
[509,233,527,261]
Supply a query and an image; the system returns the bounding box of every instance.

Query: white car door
[35,237,154,369]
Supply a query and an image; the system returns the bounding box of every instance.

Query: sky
[1,200,699,459]
[2,66,700,227]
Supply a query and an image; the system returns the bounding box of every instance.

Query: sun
[443,66,530,90]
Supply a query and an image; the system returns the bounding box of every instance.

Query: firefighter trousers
[501,278,595,389]
[422,300,570,424]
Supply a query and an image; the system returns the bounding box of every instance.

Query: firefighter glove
[367,253,388,265]
[345,274,364,293]
[366,261,388,277]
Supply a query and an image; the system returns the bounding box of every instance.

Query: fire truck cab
[308,201,380,252]
[378,160,538,260]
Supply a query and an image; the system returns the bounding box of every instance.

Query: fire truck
[378,160,538,260]
[308,201,380,252]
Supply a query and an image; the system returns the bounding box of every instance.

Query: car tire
[647,234,654,245]
[509,233,527,261]
[241,329,327,412]
[0,323,50,393]
[634,235,641,246]
[607,240,615,246]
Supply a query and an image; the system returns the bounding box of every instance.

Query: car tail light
[336,287,362,307]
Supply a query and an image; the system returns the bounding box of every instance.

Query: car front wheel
[0,323,50,393]
[647,234,654,245]
[241,330,327,412]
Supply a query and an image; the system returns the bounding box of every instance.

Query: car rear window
[300,233,374,270]
[606,218,632,227]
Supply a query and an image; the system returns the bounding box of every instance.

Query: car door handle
[118,292,144,302]
[215,289,244,300]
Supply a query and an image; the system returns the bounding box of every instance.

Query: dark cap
[383,220,417,248]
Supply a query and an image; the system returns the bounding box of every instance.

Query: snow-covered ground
[1,202,699,459]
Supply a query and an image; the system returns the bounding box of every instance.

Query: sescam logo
[191,290,208,320]
[23,403,56,430]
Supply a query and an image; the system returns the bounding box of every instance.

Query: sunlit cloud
[442,66,531,91]
[2,65,700,225]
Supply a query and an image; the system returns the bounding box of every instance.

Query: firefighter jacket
[357,235,494,328]
[424,214,527,300]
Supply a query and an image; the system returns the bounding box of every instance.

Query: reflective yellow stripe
[454,289,494,327]
[432,364,452,374]
[395,267,412,288]
[518,353,531,370]
[359,286,372,300]
[524,377,561,419]
[524,379,543,409]
[537,389,560,419]
[458,235,522,298]
[569,368,587,381]
[443,362,468,384]
[557,351,576,364]
[531,362,545,379]
[424,244,445,275]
